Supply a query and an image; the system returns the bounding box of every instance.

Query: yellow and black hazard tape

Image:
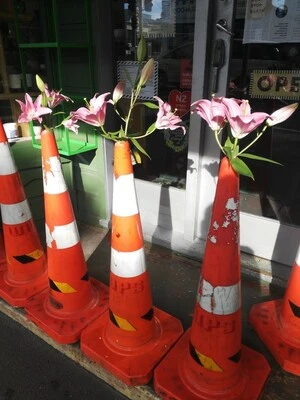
[48,272,90,294]
[109,308,154,331]
[289,300,300,318]
[13,249,44,264]
[49,279,77,293]
[189,342,241,372]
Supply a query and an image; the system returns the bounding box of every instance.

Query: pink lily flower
[45,85,72,108]
[16,93,52,123]
[112,81,125,104]
[191,97,227,131]
[154,96,185,134]
[62,113,80,134]
[73,93,113,127]
[222,98,269,138]
[266,102,298,126]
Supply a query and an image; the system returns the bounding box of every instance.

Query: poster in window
[117,61,158,100]
[243,0,300,44]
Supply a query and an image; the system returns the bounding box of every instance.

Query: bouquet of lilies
[16,37,185,162]
[16,36,298,178]
[191,96,298,179]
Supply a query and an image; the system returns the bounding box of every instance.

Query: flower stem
[237,124,268,157]
[215,129,226,154]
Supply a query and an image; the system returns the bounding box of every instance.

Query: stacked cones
[81,140,183,386]
[25,129,109,344]
[0,119,48,306]
[154,156,270,399]
[249,244,300,375]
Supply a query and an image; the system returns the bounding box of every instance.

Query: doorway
[111,0,299,268]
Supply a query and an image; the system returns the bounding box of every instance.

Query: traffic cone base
[81,306,183,386]
[249,299,300,376]
[154,328,270,400]
[0,268,48,307]
[25,278,109,344]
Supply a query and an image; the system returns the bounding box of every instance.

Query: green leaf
[224,136,234,148]
[239,153,282,165]
[223,146,233,160]
[145,122,157,135]
[232,144,239,158]
[132,149,142,164]
[231,157,254,180]
[130,137,151,159]
[119,125,126,139]
[137,36,147,63]
[134,101,159,109]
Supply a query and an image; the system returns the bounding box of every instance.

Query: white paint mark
[1,200,31,224]
[111,247,146,277]
[112,173,139,217]
[0,142,17,175]
[197,278,241,315]
[213,221,219,230]
[295,245,300,267]
[209,235,217,244]
[46,221,80,249]
[43,156,67,194]
[226,198,238,210]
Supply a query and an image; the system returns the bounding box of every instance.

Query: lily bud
[266,102,298,126]
[36,74,46,93]
[137,36,147,63]
[112,80,125,104]
[138,58,154,88]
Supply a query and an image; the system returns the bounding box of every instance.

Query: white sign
[243,0,300,43]
[117,61,158,100]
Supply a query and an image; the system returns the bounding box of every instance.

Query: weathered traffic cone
[25,130,109,344]
[154,156,270,399]
[249,244,300,375]
[0,119,48,306]
[0,229,6,271]
[81,140,183,386]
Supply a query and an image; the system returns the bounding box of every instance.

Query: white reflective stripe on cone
[295,245,300,267]
[0,143,17,175]
[43,156,68,194]
[112,174,139,217]
[197,278,241,315]
[1,200,31,224]
[111,247,146,277]
[46,221,80,249]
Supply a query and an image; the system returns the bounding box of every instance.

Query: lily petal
[266,103,298,126]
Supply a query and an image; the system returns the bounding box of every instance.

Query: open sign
[250,70,300,100]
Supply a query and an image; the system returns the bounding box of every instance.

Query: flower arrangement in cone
[16,37,185,162]
[191,97,298,179]
[16,37,298,177]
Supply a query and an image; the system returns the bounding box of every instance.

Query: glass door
[113,0,205,242]
[197,0,300,266]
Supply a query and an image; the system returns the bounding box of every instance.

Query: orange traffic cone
[25,129,109,344]
[154,156,270,399]
[81,140,183,386]
[249,245,300,375]
[0,119,48,306]
[0,229,6,271]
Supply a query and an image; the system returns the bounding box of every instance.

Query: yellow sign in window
[250,70,300,100]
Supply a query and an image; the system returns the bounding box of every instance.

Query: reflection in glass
[230,15,300,227]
